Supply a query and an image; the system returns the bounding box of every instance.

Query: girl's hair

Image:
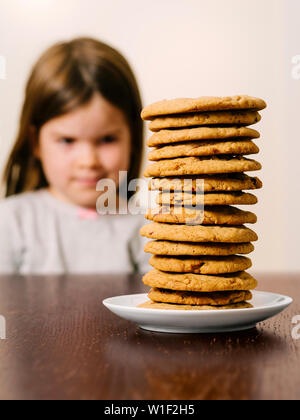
[2,37,144,198]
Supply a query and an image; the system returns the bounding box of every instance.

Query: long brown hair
[2,37,144,198]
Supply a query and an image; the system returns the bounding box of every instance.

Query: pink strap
[77,208,99,220]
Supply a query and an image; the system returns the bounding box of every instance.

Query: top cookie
[141,95,267,120]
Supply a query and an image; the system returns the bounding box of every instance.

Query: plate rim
[103,290,293,315]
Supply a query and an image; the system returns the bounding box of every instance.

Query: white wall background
[0,0,299,273]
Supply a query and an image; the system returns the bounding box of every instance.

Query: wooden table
[0,273,299,400]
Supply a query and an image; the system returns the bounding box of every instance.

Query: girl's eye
[59,138,75,145]
[99,135,117,145]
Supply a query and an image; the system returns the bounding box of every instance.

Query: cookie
[140,222,258,243]
[144,240,255,256]
[144,156,262,178]
[146,205,257,225]
[148,110,261,131]
[149,173,263,192]
[148,288,253,306]
[141,95,267,120]
[148,139,259,161]
[149,255,252,274]
[147,127,260,147]
[156,191,258,206]
[138,300,253,310]
[143,269,258,292]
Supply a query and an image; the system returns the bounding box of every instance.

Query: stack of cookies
[139,95,266,310]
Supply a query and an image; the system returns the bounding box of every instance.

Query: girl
[0,37,150,275]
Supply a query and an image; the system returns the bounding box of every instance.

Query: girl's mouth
[74,177,101,187]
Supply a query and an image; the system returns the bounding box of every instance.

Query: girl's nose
[77,144,101,169]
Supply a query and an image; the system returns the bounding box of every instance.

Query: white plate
[103,291,293,334]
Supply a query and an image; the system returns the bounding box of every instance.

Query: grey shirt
[0,190,151,275]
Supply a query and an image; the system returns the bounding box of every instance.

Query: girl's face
[35,94,131,209]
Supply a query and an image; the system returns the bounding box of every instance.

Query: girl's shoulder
[0,190,48,220]
[0,189,43,208]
